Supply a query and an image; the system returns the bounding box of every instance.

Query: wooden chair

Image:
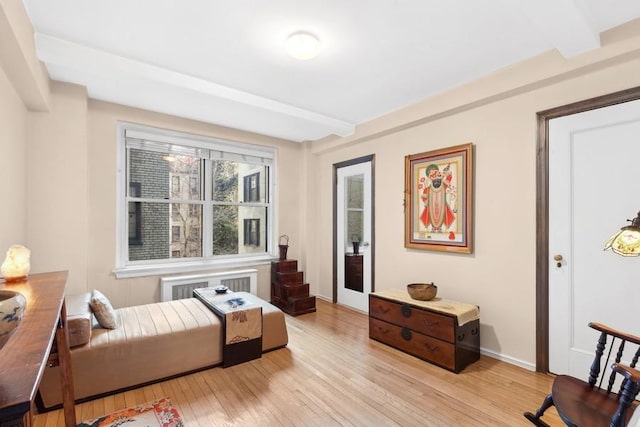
[524,322,640,427]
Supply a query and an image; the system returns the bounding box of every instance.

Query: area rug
[77,397,184,427]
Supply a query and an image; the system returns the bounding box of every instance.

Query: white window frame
[114,122,278,278]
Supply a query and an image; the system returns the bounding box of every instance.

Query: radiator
[159,269,258,302]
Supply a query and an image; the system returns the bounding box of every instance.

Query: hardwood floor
[34,299,561,426]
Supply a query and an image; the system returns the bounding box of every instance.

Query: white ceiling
[21,0,640,142]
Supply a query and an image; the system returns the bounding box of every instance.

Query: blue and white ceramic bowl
[0,290,26,350]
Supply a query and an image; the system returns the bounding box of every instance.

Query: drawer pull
[457,333,465,341]
[471,327,479,335]
[424,344,439,353]
[374,325,391,335]
[401,327,412,341]
[401,304,412,318]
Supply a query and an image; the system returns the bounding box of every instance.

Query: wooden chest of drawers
[345,254,363,292]
[369,293,480,373]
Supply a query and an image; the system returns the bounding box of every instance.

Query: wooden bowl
[407,283,437,301]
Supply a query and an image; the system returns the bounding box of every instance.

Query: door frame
[535,85,640,372]
[333,155,375,303]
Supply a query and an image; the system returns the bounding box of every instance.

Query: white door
[549,98,640,378]
[336,161,372,312]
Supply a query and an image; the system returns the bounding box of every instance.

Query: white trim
[113,255,276,279]
[480,347,536,371]
[115,122,278,275]
[315,294,333,303]
[202,159,214,260]
[125,125,275,162]
[115,122,127,270]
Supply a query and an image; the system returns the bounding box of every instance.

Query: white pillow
[89,289,117,329]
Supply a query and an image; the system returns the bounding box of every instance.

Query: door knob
[362,242,370,247]
[554,254,563,268]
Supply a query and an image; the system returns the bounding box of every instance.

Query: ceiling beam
[0,0,50,111]
[34,33,355,142]
[516,0,600,57]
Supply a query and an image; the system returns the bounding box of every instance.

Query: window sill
[113,255,279,279]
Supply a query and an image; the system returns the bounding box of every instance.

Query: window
[244,219,260,246]
[172,226,181,242]
[189,225,200,241]
[171,203,181,220]
[171,176,180,194]
[116,123,275,277]
[244,172,260,202]
[189,176,198,195]
[128,182,142,245]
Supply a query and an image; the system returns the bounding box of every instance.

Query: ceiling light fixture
[285,31,320,60]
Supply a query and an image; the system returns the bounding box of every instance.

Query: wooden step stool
[271,259,316,316]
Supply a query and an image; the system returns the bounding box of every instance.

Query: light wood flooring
[34,299,562,426]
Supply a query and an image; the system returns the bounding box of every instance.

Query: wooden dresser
[344,254,363,292]
[369,290,480,373]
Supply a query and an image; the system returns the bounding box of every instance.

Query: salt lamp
[1,245,31,282]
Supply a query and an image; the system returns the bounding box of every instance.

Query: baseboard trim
[481,347,536,371]
[315,294,332,303]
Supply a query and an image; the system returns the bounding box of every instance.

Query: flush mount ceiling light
[285,31,320,60]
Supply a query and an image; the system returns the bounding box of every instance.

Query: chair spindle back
[588,322,640,398]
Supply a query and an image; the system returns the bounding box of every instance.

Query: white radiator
[159,269,258,302]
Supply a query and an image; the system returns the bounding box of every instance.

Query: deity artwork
[405,143,472,253]
[417,162,458,241]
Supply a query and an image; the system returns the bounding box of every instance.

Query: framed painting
[404,143,473,253]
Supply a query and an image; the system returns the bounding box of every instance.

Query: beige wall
[0,0,46,265]
[22,85,303,306]
[27,83,89,294]
[0,64,28,252]
[3,0,640,368]
[85,100,302,307]
[303,23,640,368]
